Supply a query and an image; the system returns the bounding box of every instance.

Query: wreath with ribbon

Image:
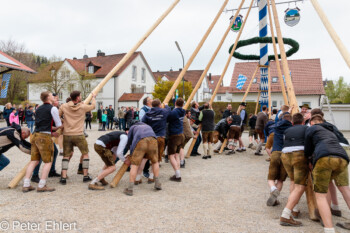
[228,37,299,61]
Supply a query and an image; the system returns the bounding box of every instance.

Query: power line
[224,0,305,12]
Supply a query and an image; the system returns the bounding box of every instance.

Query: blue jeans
[33,143,58,176]
[0,154,10,171]
[27,121,34,133]
[119,118,125,130]
[192,129,202,154]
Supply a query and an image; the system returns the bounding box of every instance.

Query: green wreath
[228,37,299,61]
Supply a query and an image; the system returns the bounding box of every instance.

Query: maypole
[258,0,269,110]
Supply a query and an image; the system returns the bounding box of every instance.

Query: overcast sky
[2,0,350,85]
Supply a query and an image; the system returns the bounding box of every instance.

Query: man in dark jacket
[107,105,115,130]
[199,103,215,159]
[266,113,292,207]
[123,122,161,196]
[25,106,35,133]
[305,114,350,233]
[264,120,275,159]
[125,107,133,129]
[142,99,171,182]
[279,113,308,226]
[89,130,128,190]
[237,102,248,152]
[248,114,258,148]
[0,123,31,171]
[167,98,185,182]
[226,111,241,155]
[222,104,232,119]
[255,106,269,155]
[213,117,233,153]
[97,105,103,131]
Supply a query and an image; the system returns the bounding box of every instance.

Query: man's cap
[299,104,311,109]
[240,102,247,107]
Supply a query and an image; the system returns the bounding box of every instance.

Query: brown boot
[37,185,55,192]
[134,179,142,185]
[331,208,342,217]
[292,210,300,219]
[267,189,280,206]
[22,186,35,193]
[336,222,350,230]
[280,217,302,226]
[148,178,155,184]
[99,178,108,186]
[88,183,105,190]
[123,188,133,196]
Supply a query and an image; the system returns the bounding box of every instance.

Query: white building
[211,59,325,109]
[28,51,156,114]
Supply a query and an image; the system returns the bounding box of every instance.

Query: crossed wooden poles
[7,0,350,222]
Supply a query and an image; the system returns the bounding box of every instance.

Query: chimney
[97,50,105,57]
[170,67,173,71]
[73,57,77,60]
[179,68,182,71]
[83,55,88,59]
[209,73,211,81]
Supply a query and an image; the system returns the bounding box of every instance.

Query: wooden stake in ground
[110,163,130,188]
[184,0,246,159]
[270,0,298,113]
[266,1,288,105]
[8,162,30,189]
[310,0,350,69]
[216,0,255,154]
[305,172,319,221]
[163,0,229,105]
[8,0,180,189]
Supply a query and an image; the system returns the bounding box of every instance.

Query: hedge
[198,102,260,123]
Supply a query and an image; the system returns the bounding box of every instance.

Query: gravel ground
[0,122,350,233]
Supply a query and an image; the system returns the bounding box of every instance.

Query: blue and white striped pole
[258,0,269,109]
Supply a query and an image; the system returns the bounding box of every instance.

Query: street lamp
[175,41,185,99]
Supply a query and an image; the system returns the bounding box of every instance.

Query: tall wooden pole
[270,0,298,114]
[183,0,246,110]
[83,0,180,104]
[266,0,289,105]
[8,0,181,189]
[267,66,272,118]
[310,0,350,69]
[185,0,247,158]
[237,64,259,115]
[215,0,255,154]
[163,0,229,105]
[255,89,261,115]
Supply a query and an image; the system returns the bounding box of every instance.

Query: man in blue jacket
[266,113,293,207]
[141,99,171,183]
[305,115,350,233]
[123,122,161,196]
[167,98,185,182]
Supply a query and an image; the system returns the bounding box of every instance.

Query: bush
[198,102,260,123]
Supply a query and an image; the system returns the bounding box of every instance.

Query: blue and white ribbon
[0,73,11,98]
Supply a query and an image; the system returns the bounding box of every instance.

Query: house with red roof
[28,50,156,110]
[213,59,325,109]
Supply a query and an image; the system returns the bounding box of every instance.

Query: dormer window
[88,65,94,74]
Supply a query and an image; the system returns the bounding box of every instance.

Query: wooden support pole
[185,0,247,158]
[237,64,259,115]
[163,0,229,105]
[268,66,272,118]
[310,0,350,69]
[270,0,298,114]
[305,172,319,221]
[255,89,261,115]
[8,162,30,189]
[219,139,227,154]
[84,0,180,104]
[266,0,289,105]
[216,0,255,154]
[110,163,130,188]
[183,0,246,110]
[9,0,180,189]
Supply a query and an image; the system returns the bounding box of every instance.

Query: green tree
[152,79,193,105]
[325,77,350,104]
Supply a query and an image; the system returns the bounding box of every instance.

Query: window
[253,78,257,84]
[272,77,278,83]
[68,84,75,93]
[132,66,137,81]
[88,65,94,74]
[85,83,91,93]
[210,80,214,84]
[98,101,103,109]
[50,69,55,77]
[141,68,146,83]
[272,101,277,107]
[58,92,63,99]
[217,96,221,101]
